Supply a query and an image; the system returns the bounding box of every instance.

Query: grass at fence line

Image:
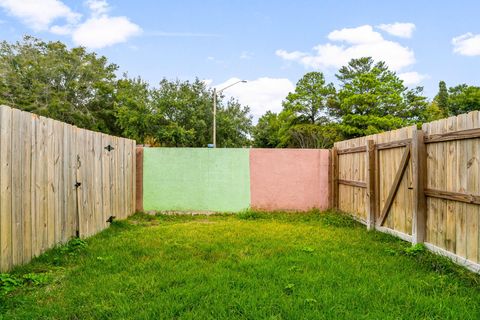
[1,210,480,319]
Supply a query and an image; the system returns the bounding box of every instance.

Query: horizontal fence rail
[332,111,480,273]
[0,105,136,272]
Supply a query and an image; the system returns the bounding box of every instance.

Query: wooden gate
[331,126,426,243]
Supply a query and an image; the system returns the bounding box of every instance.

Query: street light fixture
[212,80,247,148]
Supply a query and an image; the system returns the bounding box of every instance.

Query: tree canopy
[0,36,120,134]
[2,36,478,149]
[253,57,430,147]
[0,36,252,147]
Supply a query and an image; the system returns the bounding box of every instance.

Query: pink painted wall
[250,149,330,211]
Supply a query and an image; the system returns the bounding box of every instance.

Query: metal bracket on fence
[105,145,115,152]
[74,182,82,188]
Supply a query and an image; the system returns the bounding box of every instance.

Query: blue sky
[1,0,480,119]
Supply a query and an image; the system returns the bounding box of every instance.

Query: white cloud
[398,71,428,86]
[70,1,141,49]
[276,24,416,71]
[452,33,480,56]
[50,24,73,35]
[0,0,141,49]
[86,0,109,16]
[377,22,415,38]
[0,0,80,31]
[275,49,307,61]
[214,77,295,121]
[328,25,383,44]
[72,15,141,48]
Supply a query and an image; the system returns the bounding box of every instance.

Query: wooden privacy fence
[0,105,136,272]
[331,111,480,272]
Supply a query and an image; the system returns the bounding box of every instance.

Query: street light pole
[212,80,247,148]
[213,87,217,147]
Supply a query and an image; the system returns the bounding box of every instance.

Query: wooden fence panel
[334,112,480,271]
[0,105,136,272]
[335,135,368,222]
[334,126,415,233]
[423,111,480,264]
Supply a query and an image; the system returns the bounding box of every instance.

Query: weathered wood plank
[366,140,376,229]
[412,129,426,244]
[466,111,479,262]
[46,118,56,249]
[425,127,480,143]
[0,107,13,271]
[337,145,366,155]
[331,147,339,209]
[21,111,33,263]
[455,114,468,258]
[377,144,411,226]
[445,116,457,253]
[11,108,23,267]
[376,138,412,150]
[338,179,367,188]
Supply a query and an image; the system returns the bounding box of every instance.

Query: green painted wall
[143,148,250,212]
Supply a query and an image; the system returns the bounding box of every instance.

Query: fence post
[330,147,339,210]
[412,128,427,244]
[366,140,376,230]
[136,146,144,212]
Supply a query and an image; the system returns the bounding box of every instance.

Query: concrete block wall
[137,147,330,213]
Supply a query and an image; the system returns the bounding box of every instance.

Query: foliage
[2,211,480,319]
[254,58,431,147]
[447,84,480,116]
[421,101,446,122]
[431,81,480,117]
[0,273,22,296]
[60,238,88,255]
[114,76,155,143]
[253,73,342,149]
[0,36,253,147]
[335,57,428,138]
[286,123,342,148]
[435,80,449,114]
[0,36,120,134]
[403,243,426,256]
[116,78,252,147]
[252,111,282,147]
[282,72,337,124]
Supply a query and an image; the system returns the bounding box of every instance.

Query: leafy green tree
[421,101,446,123]
[252,111,282,147]
[336,57,427,138]
[447,84,480,116]
[287,123,342,149]
[282,72,337,124]
[150,78,212,147]
[216,98,252,147]
[115,76,157,144]
[0,36,120,134]
[116,77,252,147]
[434,81,449,114]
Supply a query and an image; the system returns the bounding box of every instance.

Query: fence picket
[0,106,136,272]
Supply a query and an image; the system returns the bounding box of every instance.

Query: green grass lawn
[1,211,480,319]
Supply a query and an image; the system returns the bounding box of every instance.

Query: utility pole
[213,87,217,147]
[211,80,247,148]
